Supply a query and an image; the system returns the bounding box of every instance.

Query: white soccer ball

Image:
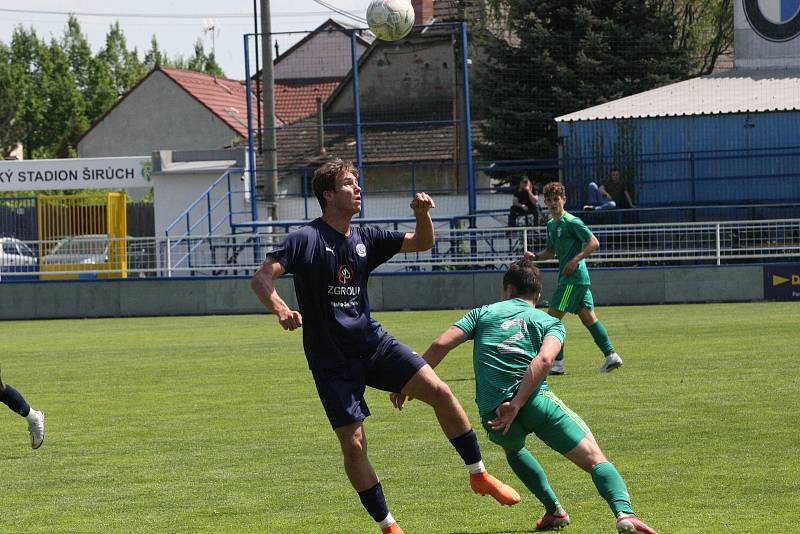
[366,0,415,42]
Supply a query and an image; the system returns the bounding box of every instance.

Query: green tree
[186,38,226,77]
[655,0,734,75]
[0,43,24,157]
[62,16,93,97]
[97,21,146,96]
[143,35,165,70]
[43,36,89,157]
[8,26,49,159]
[475,0,692,162]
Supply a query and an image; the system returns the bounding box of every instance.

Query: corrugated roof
[159,67,264,137]
[556,68,800,122]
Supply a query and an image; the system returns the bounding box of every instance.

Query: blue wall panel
[557,112,800,207]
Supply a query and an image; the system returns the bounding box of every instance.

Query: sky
[0,0,369,80]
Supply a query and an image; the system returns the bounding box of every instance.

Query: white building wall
[78,71,240,158]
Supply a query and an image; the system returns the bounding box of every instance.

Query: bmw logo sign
[743,0,800,42]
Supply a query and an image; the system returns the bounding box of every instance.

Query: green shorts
[550,283,594,314]
[481,387,590,454]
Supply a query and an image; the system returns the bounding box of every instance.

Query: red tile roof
[159,66,263,138]
[273,78,342,124]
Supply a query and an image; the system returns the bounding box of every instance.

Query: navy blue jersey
[267,218,405,369]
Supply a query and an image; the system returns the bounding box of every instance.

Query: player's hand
[277,309,303,330]
[563,259,578,276]
[410,192,436,214]
[389,392,412,410]
[523,251,536,261]
[488,402,520,435]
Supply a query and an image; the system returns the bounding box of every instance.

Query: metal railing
[2,219,797,281]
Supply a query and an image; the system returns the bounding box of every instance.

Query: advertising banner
[0,157,152,192]
[763,263,800,300]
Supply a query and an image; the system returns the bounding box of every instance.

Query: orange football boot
[470,471,521,506]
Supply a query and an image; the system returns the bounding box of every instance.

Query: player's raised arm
[250,257,303,331]
[400,192,436,253]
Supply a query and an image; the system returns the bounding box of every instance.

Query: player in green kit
[529,181,622,375]
[391,259,657,533]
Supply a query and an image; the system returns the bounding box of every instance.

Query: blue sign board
[763,263,800,300]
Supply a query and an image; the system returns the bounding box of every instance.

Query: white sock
[26,409,39,422]
[378,512,395,529]
[467,460,485,474]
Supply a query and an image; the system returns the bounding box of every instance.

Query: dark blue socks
[0,384,31,417]
[449,429,482,465]
[358,482,389,522]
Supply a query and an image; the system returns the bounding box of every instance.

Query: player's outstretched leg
[0,370,45,449]
[505,448,569,530]
[402,365,521,506]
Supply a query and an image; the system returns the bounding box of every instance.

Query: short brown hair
[503,258,542,300]
[543,181,565,199]
[312,159,358,211]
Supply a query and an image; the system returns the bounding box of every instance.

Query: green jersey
[546,211,593,285]
[454,298,566,417]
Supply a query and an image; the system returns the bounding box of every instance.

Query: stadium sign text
[0,157,152,192]
[743,0,800,42]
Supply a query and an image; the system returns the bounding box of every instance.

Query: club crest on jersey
[338,264,353,284]
[744,0,800,42]
[557,227,563,237]
[356,243,367,257]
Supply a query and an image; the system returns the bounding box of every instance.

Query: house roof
[159,67,264,137]
[273,78,342,124]
[556,68,800,122]
[265,121,485,170]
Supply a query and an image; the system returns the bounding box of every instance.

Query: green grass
[2,302,799,533]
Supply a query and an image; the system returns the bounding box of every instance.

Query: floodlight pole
[350,30,364,219]
[460,21,476,219]
[260,0,278,219]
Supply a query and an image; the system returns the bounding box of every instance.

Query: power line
[309,0,367,24]
[0,7,358,20]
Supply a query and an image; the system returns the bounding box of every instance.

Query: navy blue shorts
[310,335,426,430]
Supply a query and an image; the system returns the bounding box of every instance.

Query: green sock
[591,461,634,516]
[587,320,614,355]
[506,448,561,513]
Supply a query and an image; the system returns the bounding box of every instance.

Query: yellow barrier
[38,193,128,280]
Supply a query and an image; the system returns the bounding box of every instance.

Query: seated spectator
[585,169,636,211]
[508,177,542,226]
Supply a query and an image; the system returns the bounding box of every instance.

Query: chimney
[411,0,433,25]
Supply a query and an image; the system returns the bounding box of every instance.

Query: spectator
[585,169,636,211]
[509,177,542,226]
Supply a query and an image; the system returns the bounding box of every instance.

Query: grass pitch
[2,301,798,533]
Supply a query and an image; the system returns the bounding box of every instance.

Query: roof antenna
[203,18,222,76]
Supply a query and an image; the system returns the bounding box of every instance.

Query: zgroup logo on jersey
[337,264,353,284]
[329,264,361,300]
[743,0,800,42]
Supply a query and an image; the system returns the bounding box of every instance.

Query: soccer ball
[366,0,415,42]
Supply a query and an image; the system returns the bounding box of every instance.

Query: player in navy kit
[251,159,519,534]
[0,368,45,449]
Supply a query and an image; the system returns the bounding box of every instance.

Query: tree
[144,35,165,70]
[186,38,226,78]
[97,21,146,97]
[474,0,695,162]
[42,36,89,157]
[8,26,49,159]
[0,43,24,157]
[655,0,734,75]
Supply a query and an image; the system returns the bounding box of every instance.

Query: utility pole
[260,0,278,218]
